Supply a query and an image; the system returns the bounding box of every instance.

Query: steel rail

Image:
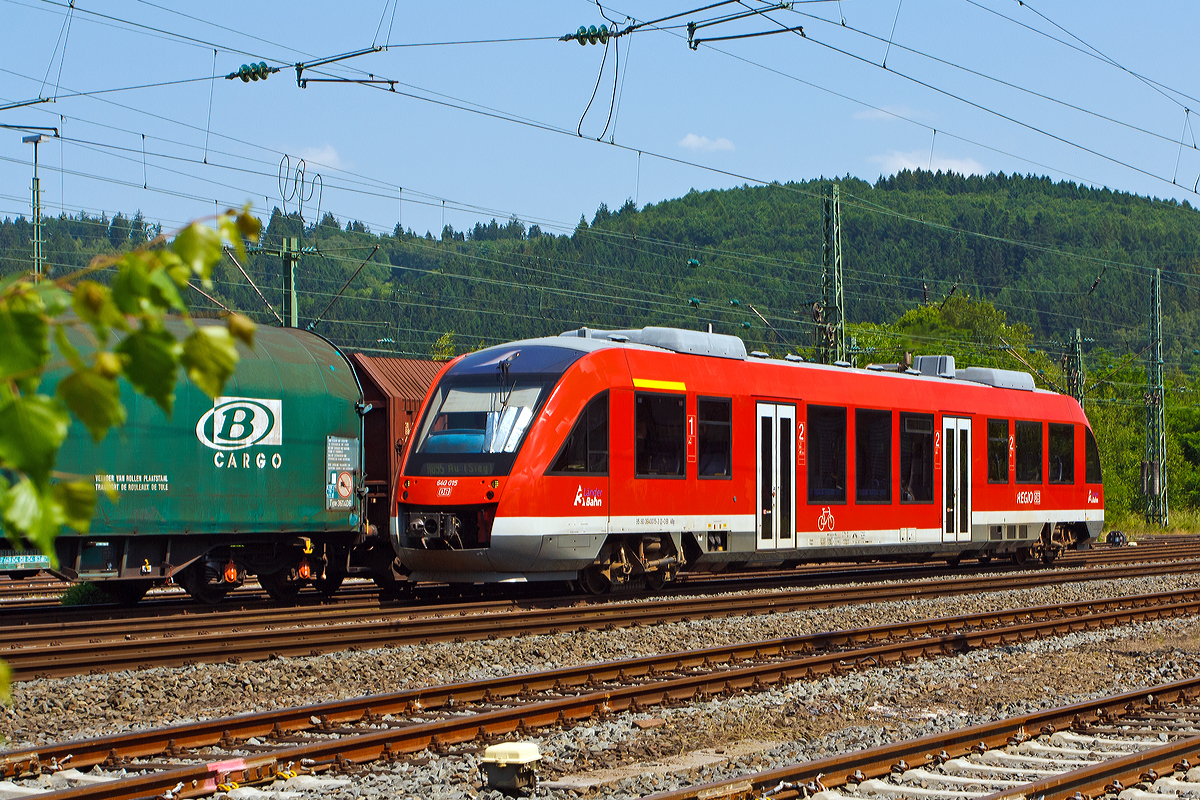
[0,537,1188,616]
[641,680,1200,800]
[981,735,1200,800]
[8,559,1200,680]
[6,588,1200,797]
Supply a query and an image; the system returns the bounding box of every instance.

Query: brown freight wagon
[349,354,445,542]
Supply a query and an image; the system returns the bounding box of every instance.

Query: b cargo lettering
[196,397,283,451]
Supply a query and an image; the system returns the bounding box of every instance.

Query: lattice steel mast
[1145,269,1168,527]
[820,183,845,364]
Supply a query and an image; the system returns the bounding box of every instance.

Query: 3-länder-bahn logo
[196,397,283,451]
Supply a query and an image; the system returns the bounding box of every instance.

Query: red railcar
[392,327,1102,592]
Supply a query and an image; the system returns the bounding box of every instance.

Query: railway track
[651,680,1200,800]
[3,537,1195,626]
[7,556,1200,681]
[6,557,1200,680]
[0,535,1193,613]
[4,585,1200,799]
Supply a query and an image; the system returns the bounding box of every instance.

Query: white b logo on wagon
[196,397,283,451]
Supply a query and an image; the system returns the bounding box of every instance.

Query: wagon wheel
[644,570,668,592]
[1040,546,1058,566]
[259,568,304,603]
[179,563,229,605]
[579,565,611,596]
[312,548,347,598]
[372,570,413,601]
[977,553,992,565]
[311,570,345,598]
[1011,547,1030,567]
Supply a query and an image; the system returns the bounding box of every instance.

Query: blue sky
[2,1,1199,238]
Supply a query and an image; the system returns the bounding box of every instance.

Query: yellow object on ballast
[481,742,541,767]
[481,742,540,792]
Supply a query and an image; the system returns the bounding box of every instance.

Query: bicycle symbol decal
[817,507,835,531]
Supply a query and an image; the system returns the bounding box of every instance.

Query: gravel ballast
[4,570,1200,799]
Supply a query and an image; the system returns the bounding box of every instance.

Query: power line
[778,5,1192,154]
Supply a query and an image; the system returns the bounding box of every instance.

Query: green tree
[431,331,456,361]
[0,207,261,703]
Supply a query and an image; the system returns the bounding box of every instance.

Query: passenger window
[547,392,608,475]
[855,409,891,503]
[987,419,1009,484]
[635,393,685,477]
[899,413,933,503]
[698,398,732,478]
[1085,428,1102,484]
[808,405,846,503]
[1048,423,1074,484]
[1015,421,1043,483]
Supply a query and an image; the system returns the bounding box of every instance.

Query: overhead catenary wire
[9,1,1200,359]
[11,5,1194,293]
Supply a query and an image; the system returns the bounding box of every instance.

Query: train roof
[462,326,1049,395]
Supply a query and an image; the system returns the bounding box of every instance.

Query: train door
[942,416,972,543]
[756,403,797,550]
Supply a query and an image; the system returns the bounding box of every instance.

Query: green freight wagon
[34,319,398,604]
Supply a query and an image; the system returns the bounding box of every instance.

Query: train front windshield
[405,345,583,477]
[418,381,542,453]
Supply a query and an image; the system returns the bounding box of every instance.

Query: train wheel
[313,545,348,598]
[312,570,345,598]
[977,553,992,565]
[579,565,610,596]
[259,569,304,603]
[1041,547,1058,566]
[1011,548,1030,567]
[372,572,411,601]
[945,556,962,568]
[179,564,229,605]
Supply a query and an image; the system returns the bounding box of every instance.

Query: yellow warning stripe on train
[632,378,687,391]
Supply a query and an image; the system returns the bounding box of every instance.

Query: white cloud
[296,144,347,170]
[853,105,917,122]
[679,133,735,153]
[868,149,985,176]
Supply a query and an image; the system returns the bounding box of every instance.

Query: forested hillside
[4,168,1200,526]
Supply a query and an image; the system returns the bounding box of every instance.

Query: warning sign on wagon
[325,436,359,511]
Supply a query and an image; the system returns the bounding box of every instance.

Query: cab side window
[547,392,608,475]
[635,393,685,477]
[1085,428,1102,484]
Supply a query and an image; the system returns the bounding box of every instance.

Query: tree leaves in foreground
[0,208,261,560]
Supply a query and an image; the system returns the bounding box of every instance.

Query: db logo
[437,487,453,497]
[574,486,603,507]
[196,397,282,451]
